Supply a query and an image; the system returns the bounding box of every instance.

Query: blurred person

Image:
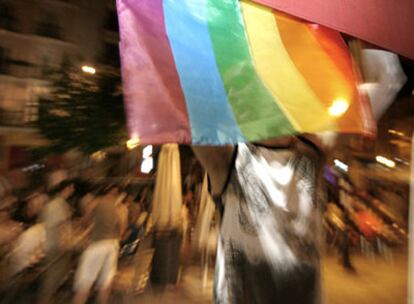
[72,185,120,304]
[47,165,69,190]
[127,194,142,226]
[25,186,49,224]
[116,191,129,241]
[0,194,23,250]
[136,202,153,237]
[120,194,142,243]
[7,169,29,192]
[38,180,75,304]
[0,196,23,290]
[326,202,355,272]
[190,50,400,302]
[5,187,49,278]
[339,212,356,272]
[180,200,191,261]
[0,171,11,198]
[121,194,151,254]
[78,188,100,227]
[193,136,326,304]
[79,191,97,219]
[8,222,46,277]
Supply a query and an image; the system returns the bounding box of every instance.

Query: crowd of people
[0,166,156,304]
[324,176,407,272]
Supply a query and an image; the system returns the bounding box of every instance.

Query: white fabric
[74,239,119,292]
[214,144,322,303]
[0,175,11,198]
[193,174,216,251]
[10,223,46,275]
[360,49,407,120]
[151,144,183,231]
[41,197,72,253]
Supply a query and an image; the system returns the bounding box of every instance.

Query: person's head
[108,185,120,197]
[99,184,120,198]
[125,194,134,205]
[50,180,75,199]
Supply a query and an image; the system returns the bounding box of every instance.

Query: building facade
[0,0,120,170]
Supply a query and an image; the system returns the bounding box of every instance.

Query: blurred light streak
[81,65,96,74]
[126,137,139,150]
[334,159,348,172]
[389,129,405,137]
[376,155,396,168]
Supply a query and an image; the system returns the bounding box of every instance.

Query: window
[105,10,119,32]
[40,55,52,77]
[24,98,39,124]
[0,47,9,74]
[103,42,120,67]
[36,13,62,39]
[0,3,15,31]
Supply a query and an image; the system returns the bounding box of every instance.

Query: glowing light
[142,145,153,159]
[329,98,349,117]
[91,151,106,161]
[81,65,96,74]
[126,137,139,150]
[140,157,153,174]
[388,129,405,137]
[334,159,348,172]
[376,155,395,168]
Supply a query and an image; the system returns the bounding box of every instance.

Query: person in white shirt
[38,180,75,304]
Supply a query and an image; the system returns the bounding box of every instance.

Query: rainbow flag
[117,0,374,145]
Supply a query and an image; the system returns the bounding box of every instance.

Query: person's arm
[191,146,234,196]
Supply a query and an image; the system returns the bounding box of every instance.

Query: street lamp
[81,65,96,75]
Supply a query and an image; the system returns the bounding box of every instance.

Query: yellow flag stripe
[240,1,337,132]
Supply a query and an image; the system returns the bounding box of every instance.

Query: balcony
[100,43,121,68]
[0,59,48,80]
[0,61,8,75]
[104,11,119,33]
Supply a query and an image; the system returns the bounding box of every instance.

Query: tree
[36,61,126,155]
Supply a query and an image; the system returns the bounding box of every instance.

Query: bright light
[388,129,405,137]
[141,157,153,174]
[334,159,348,172]
[143,145,153,159]
[126,137,139,150]
[329,98,349,117]
[376,155,396,168]
[91,151,106,161]
[81,65,96,74]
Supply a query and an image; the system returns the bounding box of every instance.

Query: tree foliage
[36,62,126,154]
